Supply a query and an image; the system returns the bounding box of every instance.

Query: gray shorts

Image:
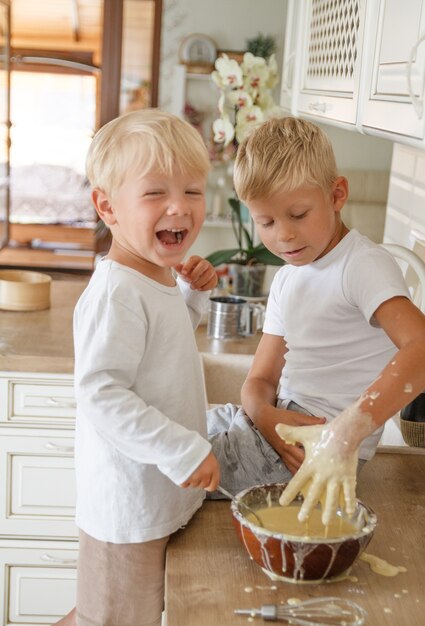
[207,401,366,499]
[207,402,294,498]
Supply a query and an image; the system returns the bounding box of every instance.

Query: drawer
[0,430,77,539]
[0,540,77,625]
[0,375,75,427]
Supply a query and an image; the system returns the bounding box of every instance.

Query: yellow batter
[246,504,358,538]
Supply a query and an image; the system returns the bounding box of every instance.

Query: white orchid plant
[211,51,281,151]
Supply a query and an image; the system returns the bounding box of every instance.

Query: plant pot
[229,264,266,298]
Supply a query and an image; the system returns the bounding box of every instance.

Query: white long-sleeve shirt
[73,260,211,543]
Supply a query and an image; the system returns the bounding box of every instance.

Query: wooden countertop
[165,452,425,626]
[195,324,261,355]
[0,279,260,374]
[0,278,89,374]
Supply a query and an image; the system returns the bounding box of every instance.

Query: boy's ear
[332,176,349,213]
[91,189,117,226]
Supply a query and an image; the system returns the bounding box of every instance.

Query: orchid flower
[211,51,281,153]
[214,54,243,88]
[213,116,235,146]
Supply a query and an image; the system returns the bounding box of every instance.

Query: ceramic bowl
[231,482,377,584]
[0,270,51,311]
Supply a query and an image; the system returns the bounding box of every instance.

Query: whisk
[234,596,366,626]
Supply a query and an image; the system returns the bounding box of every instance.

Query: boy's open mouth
[156,228,188,246]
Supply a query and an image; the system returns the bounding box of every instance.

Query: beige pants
[76,529,169,626]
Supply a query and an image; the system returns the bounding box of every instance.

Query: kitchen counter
[165,452,425,626]
[0,277,90,374]
[0,278,261,374]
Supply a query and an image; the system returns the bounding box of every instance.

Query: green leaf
[208,195,285,268]
[251,246,285,266]
[205,248,243,266]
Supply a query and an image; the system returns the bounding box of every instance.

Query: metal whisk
[234,596,367,626]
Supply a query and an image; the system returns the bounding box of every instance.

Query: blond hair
[86,109,210,199]
[234,117,338,202]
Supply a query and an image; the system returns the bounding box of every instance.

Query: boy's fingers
[322,480,340,526]
[342,477,357,517]
[278,443,305,469]
[298,477,325,522]
[275,423,299,445]
[279,472,305,506]
[179,255,201,276]
[287,414,327,427]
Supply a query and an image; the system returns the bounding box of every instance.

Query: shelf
[203,219,232,228]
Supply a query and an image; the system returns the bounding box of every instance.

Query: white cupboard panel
[361,0,425,139]
[10,455,76,516]
[9,566,76,624]
[0,542,77,625]
[296,0,367,125]
[0,432,77,539]
[0,375,75,427]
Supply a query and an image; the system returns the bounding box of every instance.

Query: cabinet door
[361,0,425,139]
[0,0,10,251]
[280,0,303,113]
[295,0,367,125]
[0,541,77,625]
[0,430,77,539]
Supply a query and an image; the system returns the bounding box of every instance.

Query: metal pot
[207,296,264,339]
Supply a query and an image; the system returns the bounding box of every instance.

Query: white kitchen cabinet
[361,0,425,140]
[0,540,77,626]
[280,0,304,113]
[281,0,425,146]
[0,374,75,427]
[282,0,368,127]
[0,373,78,623]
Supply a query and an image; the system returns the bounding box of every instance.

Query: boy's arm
[241,332,326,474]
[278,295,425,524]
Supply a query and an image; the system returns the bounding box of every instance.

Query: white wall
[159,0,287,112]
[384,143,425,247]
[319,124,393,172]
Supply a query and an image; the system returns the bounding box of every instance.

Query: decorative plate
[179,33,217,67]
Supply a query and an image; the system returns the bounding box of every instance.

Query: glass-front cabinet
[0,0,10,251]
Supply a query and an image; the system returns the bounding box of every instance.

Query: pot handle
[242,302,265,335]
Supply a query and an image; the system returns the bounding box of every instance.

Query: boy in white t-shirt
[58,109,220,626]
[231,116,425,525]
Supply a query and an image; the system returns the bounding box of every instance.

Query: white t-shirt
[263,230,411,460]
[73,260,212,543]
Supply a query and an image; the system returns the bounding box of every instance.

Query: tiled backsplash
[384,143,425,249]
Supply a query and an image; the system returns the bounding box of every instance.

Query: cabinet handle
[281,51,295,94]
[46,396,76,408]
[407,32,425,119]
[308,101,332,113]
[41,553,78,565]
[45,441,75,453]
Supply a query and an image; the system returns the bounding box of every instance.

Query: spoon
[217,485,264,528]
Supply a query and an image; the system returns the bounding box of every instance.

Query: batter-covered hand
[174,256,218,291]
[276,421,359,526]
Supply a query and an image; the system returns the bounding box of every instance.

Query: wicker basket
[400,417,425,448]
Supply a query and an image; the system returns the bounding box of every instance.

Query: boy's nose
[277,223,295,242]
[166,197,189,215]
